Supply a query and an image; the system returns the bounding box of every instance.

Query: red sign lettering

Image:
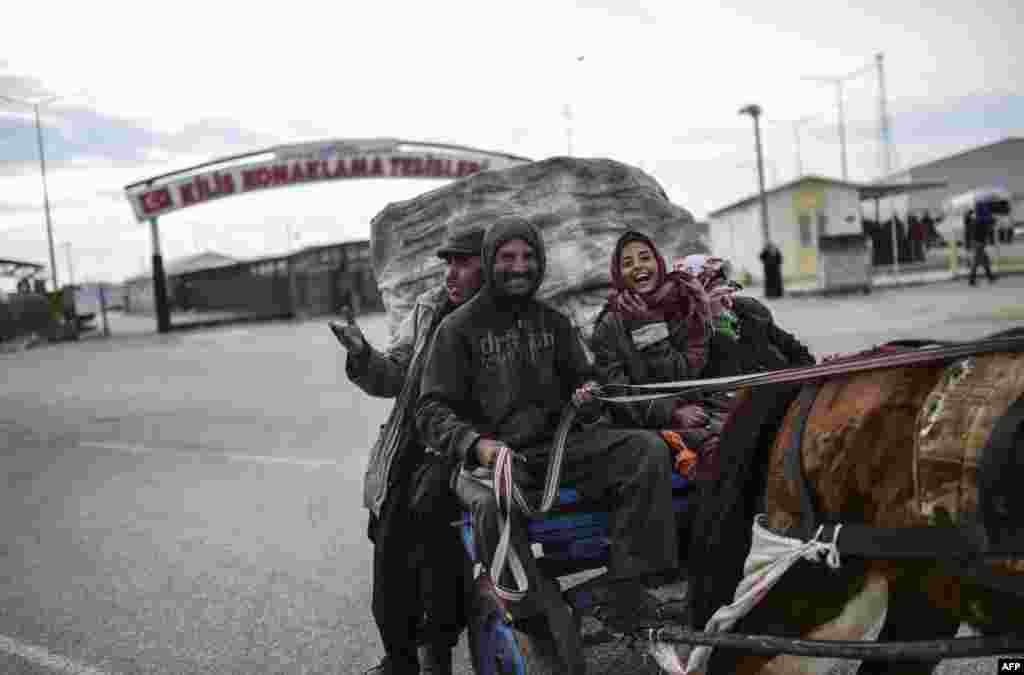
[140,187,172,214]
[218,173,236,194]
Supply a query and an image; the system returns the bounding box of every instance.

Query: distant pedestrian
[922,212,939,247]
[967,207,997,286]
[908,214,926,262]
[759,241,783,298]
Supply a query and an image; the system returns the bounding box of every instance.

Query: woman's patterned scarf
[678,255,742,340]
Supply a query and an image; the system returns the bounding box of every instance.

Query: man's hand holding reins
[475,438,507,467]
[572,380,600,407]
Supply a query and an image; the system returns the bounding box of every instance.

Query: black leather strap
[783,383,822,540]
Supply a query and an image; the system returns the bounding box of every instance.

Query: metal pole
[890,208,900,275]
[876,53,892,178]
[99,283,110,337]
[62,242,74,287]
[836,82,849,180]
[751,110,771,245]
[149,217,171,333]
[563,104,573,156]
[793,123,804,177]
[33,105,59,290]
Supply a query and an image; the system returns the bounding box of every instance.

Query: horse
[684,328,1024,675]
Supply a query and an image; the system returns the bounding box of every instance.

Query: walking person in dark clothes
[334,228,485,675]
[967,205,997,286]
[759,241,784,298]
[415,217,678,673]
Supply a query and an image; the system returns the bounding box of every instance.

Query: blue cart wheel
[467,582,561,675]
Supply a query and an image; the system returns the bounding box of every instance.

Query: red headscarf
[608,231,709,325]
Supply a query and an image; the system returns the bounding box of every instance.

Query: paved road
[1,277,1021,674]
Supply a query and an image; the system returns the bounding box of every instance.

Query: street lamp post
[792,115,818,178]
[875,52,893,178]
[739,104,771,246]
[0,93,62,290]
[563,104,573,156]
[62,241,75,287]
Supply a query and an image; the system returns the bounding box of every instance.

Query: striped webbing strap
[489,404,577,602]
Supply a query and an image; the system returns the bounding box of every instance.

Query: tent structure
[860,180,949,273]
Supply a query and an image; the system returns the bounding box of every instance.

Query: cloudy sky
[2,0,1022,285]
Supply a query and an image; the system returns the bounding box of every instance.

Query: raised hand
[328,306,367,355]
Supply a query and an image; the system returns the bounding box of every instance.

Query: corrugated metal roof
[887,136,1024,177]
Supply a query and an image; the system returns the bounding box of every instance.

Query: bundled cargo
[370,156,707,340]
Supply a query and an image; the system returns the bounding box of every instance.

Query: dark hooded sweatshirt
[415,218,596,465]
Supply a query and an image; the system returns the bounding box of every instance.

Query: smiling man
[334,227,483,675]
[415,217,678,671]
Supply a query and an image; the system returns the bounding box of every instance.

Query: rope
[488,403,577,602]
[593,334,1024,405]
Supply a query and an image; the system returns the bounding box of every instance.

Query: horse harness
[781,339,1024,601]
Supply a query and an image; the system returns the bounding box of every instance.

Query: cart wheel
[468,609,563,675]
[467,580,569,675]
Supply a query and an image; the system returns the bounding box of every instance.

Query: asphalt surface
[2,276,1022,675]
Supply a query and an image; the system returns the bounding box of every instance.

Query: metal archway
[123,139,532,332]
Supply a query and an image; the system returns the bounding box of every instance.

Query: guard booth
[817,233,872,294]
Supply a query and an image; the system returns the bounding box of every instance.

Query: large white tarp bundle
[369,156,707,340]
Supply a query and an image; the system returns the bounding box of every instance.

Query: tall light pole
[803,61,875,181]
[792,115,818,178]
[876,52,893,178]
[739,104,771,245]
[62,241,75,287]
[563,104,573,156]
[0,93,62,290]
[801,76,849,180]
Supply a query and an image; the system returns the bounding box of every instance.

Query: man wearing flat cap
[334,227,484,675]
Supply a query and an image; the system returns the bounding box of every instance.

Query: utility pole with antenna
[876,52,893,178]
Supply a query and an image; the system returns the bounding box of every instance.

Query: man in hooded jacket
[336,227,484,675]
[415,217,679,664]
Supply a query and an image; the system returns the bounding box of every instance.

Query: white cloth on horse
[684,515,843,674]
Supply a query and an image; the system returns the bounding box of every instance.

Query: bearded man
[415,217,678,672]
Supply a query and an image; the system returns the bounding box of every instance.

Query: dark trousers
[969,242,994,283]
[370,465,470,674]
[457,426,678,613]
[764,268,783,298]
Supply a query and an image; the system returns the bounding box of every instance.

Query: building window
[798,213,813,246]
